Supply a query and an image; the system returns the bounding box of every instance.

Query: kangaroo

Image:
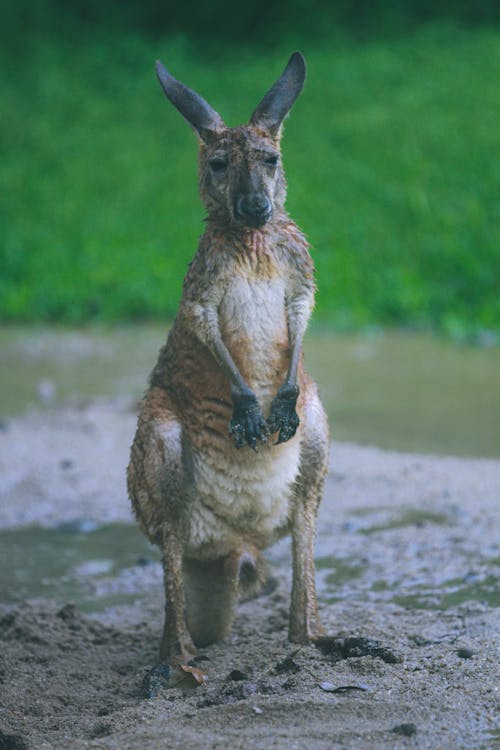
[127,51,329,665]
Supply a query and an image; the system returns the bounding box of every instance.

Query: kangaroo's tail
[183,545,275,647]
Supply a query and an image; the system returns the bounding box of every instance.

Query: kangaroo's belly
[185,435,301,559]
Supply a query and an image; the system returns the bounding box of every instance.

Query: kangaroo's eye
[209,158,228,174]
[265,155,279,167]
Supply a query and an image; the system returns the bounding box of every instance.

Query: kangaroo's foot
[159,616,197,666]
[289,606,325,643]
[267,384,300,444]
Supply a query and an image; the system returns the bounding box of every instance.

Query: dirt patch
[1,594,498,749]
[0,402,499,749]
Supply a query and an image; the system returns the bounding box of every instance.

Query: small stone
[319,681,369,693]
[141,664,171,698]
[227,669,248,681]
[274,655,301,674]
[282,676,297,690]
[392,723,417,737]
[57,603,77,621]
[89,723,112,739]
[319,681,336,692]
[315,635,401,664]
[252,706,263,714]
[456,647,474,659]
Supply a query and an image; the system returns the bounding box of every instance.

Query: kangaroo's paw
[229,393,269,450]
[267,384,300,444]
[160,624,197,667]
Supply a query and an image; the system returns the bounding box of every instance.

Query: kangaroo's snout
[235,193,273,227]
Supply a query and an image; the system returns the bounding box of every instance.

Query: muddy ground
[0,400,499,749]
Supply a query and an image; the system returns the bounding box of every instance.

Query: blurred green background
[1,0,499,339]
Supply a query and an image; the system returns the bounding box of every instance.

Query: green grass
[1,24,499,335]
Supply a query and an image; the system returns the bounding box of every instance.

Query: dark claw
[229,421,245,448]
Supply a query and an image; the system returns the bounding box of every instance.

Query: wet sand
[0,400,499,749]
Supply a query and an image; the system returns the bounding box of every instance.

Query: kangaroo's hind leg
[288,380,329,643]
[127,390,196,664]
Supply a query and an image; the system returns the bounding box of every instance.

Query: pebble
[392,723,417,736]
[141,664,171,699]
[227,669,248,681]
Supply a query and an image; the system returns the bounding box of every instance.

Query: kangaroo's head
[156,53,306,228]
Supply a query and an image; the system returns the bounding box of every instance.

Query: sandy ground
[0,400,499,750]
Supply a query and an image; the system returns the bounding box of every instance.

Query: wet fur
[127,53,329,663]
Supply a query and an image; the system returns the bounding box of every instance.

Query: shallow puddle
[0,522,160,612]
[315,556,366,588]
[392,577,500,610]
[319,567,500,610]
[1,518,498,614]
[358,509,452,535]
[313,504,500,611]
[480,727,500,749]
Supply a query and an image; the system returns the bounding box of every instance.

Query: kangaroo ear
[155,60,225,143]
[250,52,306,137]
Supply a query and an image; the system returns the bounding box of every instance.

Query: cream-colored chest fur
[219,275,288,411]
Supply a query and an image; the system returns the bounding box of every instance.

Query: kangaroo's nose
[236,195,273,227]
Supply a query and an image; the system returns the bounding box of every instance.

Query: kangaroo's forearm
[182,297,271,448]
[189,306,252,395]
[284,337,302,389]
[211,333,269,449]
[284,291,313,388]
[265,289,311,443]
[211,334,254,399]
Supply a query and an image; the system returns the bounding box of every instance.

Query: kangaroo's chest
[219,276,289,401]
[220,275,287,341]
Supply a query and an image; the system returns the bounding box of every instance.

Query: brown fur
[127,53,329,664]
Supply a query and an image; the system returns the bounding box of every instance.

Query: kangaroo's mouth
[239,211,273,228]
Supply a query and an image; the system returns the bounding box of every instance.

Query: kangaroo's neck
[204,209,305,250]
